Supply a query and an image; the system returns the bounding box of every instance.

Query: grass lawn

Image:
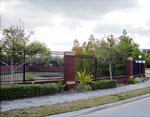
[1,86,150,117]
[0,72,32,77]
[0,71,64,77]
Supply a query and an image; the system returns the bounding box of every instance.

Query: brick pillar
[126,57,133,79]
[142,63,145,77]
[64,51,76,90]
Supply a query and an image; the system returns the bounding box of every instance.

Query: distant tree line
[72,30,149,79]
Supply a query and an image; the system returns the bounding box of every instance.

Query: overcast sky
[0,0,150,51]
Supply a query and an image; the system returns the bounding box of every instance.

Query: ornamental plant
[134,77,143,83]
[57,81,66,88]
[75,69,94,90]
[127,78,136,84]
[141,75,147,82]
[75,83,92,91]
[25,76,35,81]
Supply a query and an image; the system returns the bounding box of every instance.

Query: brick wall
[0,65,29,73]
[94,75,128,84]
[126,58,133,78]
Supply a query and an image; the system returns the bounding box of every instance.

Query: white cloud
[1,0,150,51]
[134,33,150,49]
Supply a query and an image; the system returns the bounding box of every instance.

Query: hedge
[0,83,63,101]
[90,79,117,90]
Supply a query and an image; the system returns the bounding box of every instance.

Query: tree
[95,29,142,80]
[119,29,149,65]
[119,29,139,58]
[72,35,98,55]
[49,56,64,66]
[72,39,79,52]
[0,21,48,85]
[72,35,98,74]
[0,47,7,61]
[72,30,142,79]
[95,33,135,80]
[28,47,51,65]
[95,35,119,79]
[129,48,147,60]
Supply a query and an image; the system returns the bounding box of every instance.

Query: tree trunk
[11,61,14,85]
[109,64,112,80]
[109,58,112,80]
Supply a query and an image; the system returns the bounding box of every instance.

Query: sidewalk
[1,74,150,112]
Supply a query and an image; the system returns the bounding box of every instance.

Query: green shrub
[90,80,117,90]
[0,83,63,101]
[142,76,147,82]
[25,76,35,81]
[75,83,92,91]
[75,69,94,90]
[127,78,136,84]
[57,81,66,88]
[134,77,143,83]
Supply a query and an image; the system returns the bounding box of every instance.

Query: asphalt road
[85,96,150,117]
[47,93,150,117]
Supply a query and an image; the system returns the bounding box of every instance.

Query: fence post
[139,62,142,78]
[142,63,145,77]
[23,64,25,82]
[64,51,75,90]
[95,58,97,79]
[23,51,25,82]
[126,57,133,79]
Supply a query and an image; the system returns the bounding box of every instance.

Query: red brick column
[64,51,76,90]
[142,63,145,77]
[126,57,133,79]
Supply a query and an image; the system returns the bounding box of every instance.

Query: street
[86,97,150,117]
[47,93,150,117]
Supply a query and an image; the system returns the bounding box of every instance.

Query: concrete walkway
[1,74,150,112]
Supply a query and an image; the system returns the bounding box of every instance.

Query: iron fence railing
[0,51,65,83]
[1,53,142,83]
[75,55,126,79]
[133,61,142,75]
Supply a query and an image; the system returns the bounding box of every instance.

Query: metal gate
[133,61,142,75]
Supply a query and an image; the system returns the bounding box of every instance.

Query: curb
[47,93,150,117]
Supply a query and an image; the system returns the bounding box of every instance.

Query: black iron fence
[113,62,126,76]
[75,55,95,77]
[133,61,142,75]
[0,51,65,83]
[0,61,26,83]
[1,52,137,84]
[75,55,126,79]
[96,61,110,77]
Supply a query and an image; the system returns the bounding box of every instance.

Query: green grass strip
[0,72,32,77]
[0,72,23,77]
[0,71,64,77]
[1,86,150,117]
